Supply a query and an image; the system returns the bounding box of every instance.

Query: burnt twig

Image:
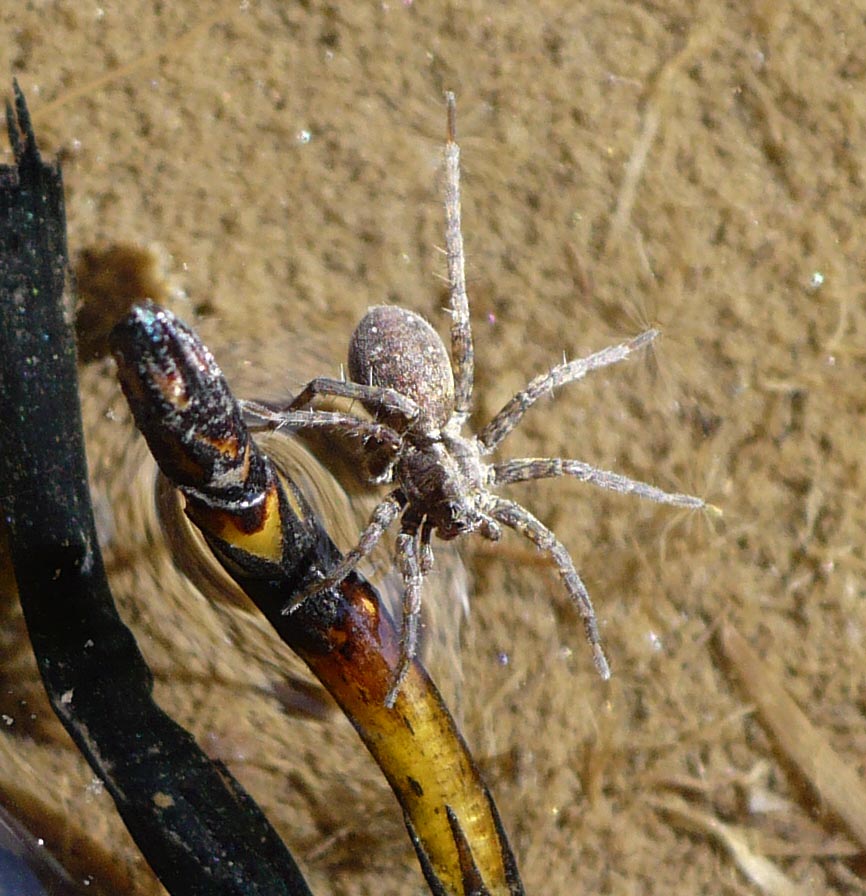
[0,81,313,896]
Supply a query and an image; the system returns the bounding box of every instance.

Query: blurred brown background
[1,2,864,894]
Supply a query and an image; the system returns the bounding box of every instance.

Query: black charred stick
[0,82,313,896]
[111,301,524,896]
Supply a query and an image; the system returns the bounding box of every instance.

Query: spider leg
[489,497,611,681]
[492,458,705,510]
[242,401,403,454]
[443,92,474,422]
[478,330,658,453]
[419,519,435,574]
[384,523,425,708]
[281,490,405,615]
[285,376,421,427]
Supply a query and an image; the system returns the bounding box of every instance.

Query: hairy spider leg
[478,329,659,453]
[281,491,406,613]
[490,497,611,680]
[286,376,421,427]
[443,91,474,423]
[385,525,426,708]
[242,401,404,453]
[493,458,706,510]
[419,519,436,573]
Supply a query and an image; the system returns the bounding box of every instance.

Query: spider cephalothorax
[245,93,705,707]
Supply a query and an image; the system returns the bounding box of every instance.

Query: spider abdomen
[348,305,454,430]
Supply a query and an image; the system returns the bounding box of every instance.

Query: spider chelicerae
[245,93,706,707]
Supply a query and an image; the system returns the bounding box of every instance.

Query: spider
[244,93,706,708]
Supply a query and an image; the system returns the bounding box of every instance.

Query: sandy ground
[2,2,866,894]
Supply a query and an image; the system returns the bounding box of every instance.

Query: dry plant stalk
[719,621,866,851]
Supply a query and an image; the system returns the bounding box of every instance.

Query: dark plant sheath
[0,82,313,896]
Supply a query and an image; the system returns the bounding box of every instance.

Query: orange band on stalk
[185,482,284,565]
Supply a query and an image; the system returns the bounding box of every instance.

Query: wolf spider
[245,93,706,707]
